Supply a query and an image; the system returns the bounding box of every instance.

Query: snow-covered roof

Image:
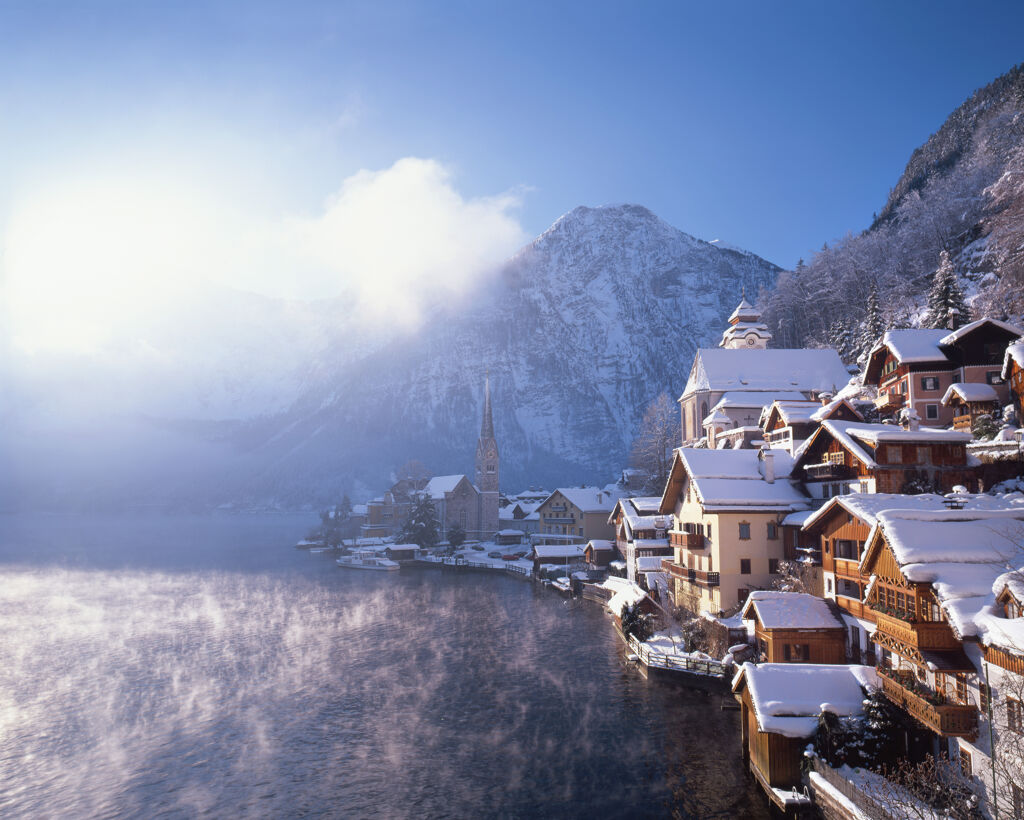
[533,543,586,559]
[809,397,862,423]
[939,317,1024,347]
[1002,338,1024,380]
[713,391,807,412]
[801,491,1024,532]
[871,328,949,364]
[497,529,526,536]
[940,382,999,405]
[602,576,648,616]
[636,555,667,572]
[803,420,972,472]
[742,591,844,630]
[585,539,615,552]
[425,474,470,499]
[731,663,877,738]
[546,487,622,513]
[865,507,1024,639]
[632,537,670,550]
[628,496,663,515]
[675,448,809,513]
[681,348,850,399]
[766,400,821,426]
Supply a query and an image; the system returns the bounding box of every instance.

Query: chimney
[760,449,775,484]
[819,391,834,407]
[899,406,920,432]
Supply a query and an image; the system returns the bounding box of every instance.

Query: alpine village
[305,290,1024,820]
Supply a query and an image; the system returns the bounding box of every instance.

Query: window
[737,588,749,605]
[925,404,939,420]
[766,522,778,540]
[740,558,751,575]
[986,370,1004,385]
[827,578,833,593]
[707,522,712,541]
[738,522,750,540]
[1008,697,1023,733]
[979,682,991,715]
[958,747,972,778]
[768,558,779,574]
[836,540,858,560]
[886,445,903,464]
[921,376,940,391]
[784,644,810,662]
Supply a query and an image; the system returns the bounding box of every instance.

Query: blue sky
[2,0,1023,283]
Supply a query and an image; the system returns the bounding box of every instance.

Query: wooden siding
[755,624,846,664]
[984,644,1024,675]
[739,685,806,789]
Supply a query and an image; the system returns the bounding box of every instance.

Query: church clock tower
[475,372,500,537]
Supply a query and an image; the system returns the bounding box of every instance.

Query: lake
[0,513,771,818]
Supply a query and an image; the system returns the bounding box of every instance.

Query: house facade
[608,496,670,584]
[1002,337,1024,422]
[535,487,620,543]
[741,591,846,664]
[863,318,1023,426]
[659,448,811,616]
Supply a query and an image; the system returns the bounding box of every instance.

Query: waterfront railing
[627,635,728,678]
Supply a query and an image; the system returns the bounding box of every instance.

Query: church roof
[728,297,761,324]
[480,372,495,440]
[425,475,472,499]
[680,348,850,400]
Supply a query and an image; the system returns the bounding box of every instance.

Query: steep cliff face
[234,204,780,502]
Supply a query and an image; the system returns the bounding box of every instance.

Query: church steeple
[475,371,499,536]
[481,370,495,439]
[720,291,772,349]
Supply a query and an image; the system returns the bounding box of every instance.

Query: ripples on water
[0,514,770,818]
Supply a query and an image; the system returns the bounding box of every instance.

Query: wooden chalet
[741,591,846,664]
[732,663,875,813]
[940,382,1001,432]
[608,496,670,584]
[858,510,1024,740]
[583,539,616,567]
[792,419,975,499]
[863,318,1023,426]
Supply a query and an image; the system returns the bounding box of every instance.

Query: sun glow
[3,175,237,354]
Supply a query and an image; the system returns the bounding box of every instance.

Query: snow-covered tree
[924,250,970,330]
[398,495,440,550]
[629,392,681,494]
[446,522,466,550]
[857,283,885,362]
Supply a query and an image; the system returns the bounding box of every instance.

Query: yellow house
[658,447,811,616]
[535,487,620,543]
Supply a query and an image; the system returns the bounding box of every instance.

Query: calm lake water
[0,514,771,818]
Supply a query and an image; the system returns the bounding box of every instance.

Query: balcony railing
[660,562,718,587]
[805,462,853,481]
[543,516,575,525]
[878,667,978,738]
[704,571,720,587]
[952,413,972,432]
[670,531,705,549]
[873,610,961,651]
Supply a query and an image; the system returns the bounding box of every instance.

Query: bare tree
[771,559,818,594]
[629,392,680,494]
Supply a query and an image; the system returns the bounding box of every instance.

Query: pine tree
[924,251,970,330]
[857,283,884,361]
[398,495,440,550]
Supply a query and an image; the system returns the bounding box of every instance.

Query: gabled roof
[800,491,1021,533]
[666,448,809,513]
[425,474,473,499]
[809,397,863,423]
[728,297,759,323]
[680,348,851,400]
[544,487,621,513]
[939,317,1024,346]
[741,591,844,630]
[533,543,586,559]
[731,663,877,739]
[761,399,821,430]
[796,420,972,473]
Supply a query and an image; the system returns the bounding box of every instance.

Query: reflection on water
[0,514,770,818]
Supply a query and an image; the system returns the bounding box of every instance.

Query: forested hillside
[762,63,1024,360]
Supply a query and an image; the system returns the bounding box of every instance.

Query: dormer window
[1006,597,1022,619]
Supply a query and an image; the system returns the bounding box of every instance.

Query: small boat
[336,550,400,571]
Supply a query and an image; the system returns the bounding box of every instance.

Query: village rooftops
[532,543,586,560]
[741,591,844,631]
[731,663,878,739]
[861,506,1024,641]
[680,348,851,400]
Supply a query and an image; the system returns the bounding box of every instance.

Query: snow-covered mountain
[225,204,781,504]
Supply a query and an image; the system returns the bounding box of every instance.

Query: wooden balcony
[874,610,960,651]
[874,392,905,411]
[952,413,972,432]
[805,462,853,481]
[669,531,705,549]
[878,669,977,738]
[660,561,718,587]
